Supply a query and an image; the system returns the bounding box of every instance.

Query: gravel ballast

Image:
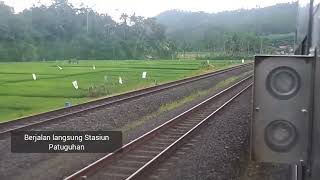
[144,89,291,180]
[0,66,253,180]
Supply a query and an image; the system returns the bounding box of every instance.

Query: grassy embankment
[0,60,243,122]
[119,70,253,136]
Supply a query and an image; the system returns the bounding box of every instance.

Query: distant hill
[155,2,297,53]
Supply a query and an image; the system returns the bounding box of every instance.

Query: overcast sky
[3,0,295,20]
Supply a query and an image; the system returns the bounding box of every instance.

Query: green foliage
[0,1,297,61]
[156,3,297,55]
[0,0,176,61]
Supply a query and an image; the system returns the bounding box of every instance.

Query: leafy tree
[0,0,175,61]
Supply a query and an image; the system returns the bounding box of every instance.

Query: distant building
[145,55,155,60]
[275,45,293,55]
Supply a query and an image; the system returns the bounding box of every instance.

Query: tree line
[0,0,176,61]
[0,0,297,62]
[156,3,297,57]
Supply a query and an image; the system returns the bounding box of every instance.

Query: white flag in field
[32,74,37,80]
[104,75,108,81]
[57,65,63,70]
[207,60,210,65]
[142,72,147,79]
[119,77,123,84]
[93,65,96,70]
[242,59,245,64]
[72,80,79,89]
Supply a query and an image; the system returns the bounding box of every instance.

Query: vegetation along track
[64,75,253,180]
[0,63,252,136]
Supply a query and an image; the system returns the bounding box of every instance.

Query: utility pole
[86,9,89,33]
[86,4,96,34]
[293,33,296,54]
[260,38,263,54]
[247,41,250,56]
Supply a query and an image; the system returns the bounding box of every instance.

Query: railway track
[0,63,252,136]
[64,75,253,180]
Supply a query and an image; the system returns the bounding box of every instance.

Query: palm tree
[120,13,129,40]
[120,13,128,25]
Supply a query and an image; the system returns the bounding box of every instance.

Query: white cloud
[3,0,295,20]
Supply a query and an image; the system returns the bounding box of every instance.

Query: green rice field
[0,59,243,122]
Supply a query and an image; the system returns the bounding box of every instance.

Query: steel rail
[0,63,252,135]
[126,83,252,180]
[64,75,253,180]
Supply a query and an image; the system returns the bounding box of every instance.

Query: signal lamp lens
[266,66,300,100]
[265,120,297,152]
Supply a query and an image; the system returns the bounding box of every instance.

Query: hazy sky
[3,0,294,20]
